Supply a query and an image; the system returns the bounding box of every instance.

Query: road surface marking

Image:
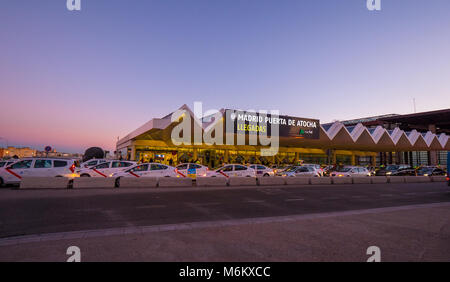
[136,205,166,209]
[323,197,340,200]
[191,202,221,206]
[244,200,265,203]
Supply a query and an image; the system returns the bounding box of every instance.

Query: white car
[330,166,370,177]
[208,164,256,178]
[302,164,324,176]
[175,163,209,178]
[248,164,274,177]
[80,158,109,168]
[112,163,177,179]
[277,166,320,177]
[78,160,136,177]
[0,158,78,185]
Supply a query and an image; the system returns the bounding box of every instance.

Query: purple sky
[1,0,450,153]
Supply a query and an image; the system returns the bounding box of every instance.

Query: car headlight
[386,172,392,175]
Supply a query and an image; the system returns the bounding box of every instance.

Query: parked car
[112,163,177,179]
[175,163,209,178]
[248,164,274,177]
[77,160,136,177]
[416,166,447,176]
[270,164,291,174]
[366,166,377,176]
[389,169,417,176]
[0,158,78,185]
[277,166,320,177]
[302,164,324,176]
[209,164,256,177]
[375,164,411,176]
[330,166,370,177]
[79,158,109,168]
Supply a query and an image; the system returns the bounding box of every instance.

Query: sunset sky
[1,0,450,153]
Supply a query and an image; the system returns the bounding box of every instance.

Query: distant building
[0,146,36,158]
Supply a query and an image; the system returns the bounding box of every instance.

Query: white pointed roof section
[438,133,449,149]
[408,131,428,151]
[391,128,413,151]
[117,104,203,147]
[351,123,377,149]
[325,122,354,147]
[423,132,442,150]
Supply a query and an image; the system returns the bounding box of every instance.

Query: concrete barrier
[158,177,192,188]
[73,177,116,189]
[257,177,286,186]
[388,176,405,183]
[119,177,158,188]
[310,177,332,185]
[20,177,69,189]
[196,177,228,187]
[228,177,257,186]
[331,177,353,184]
[352,177,371,184]
[370,176,388,184]
[431,175,447,182]
[285,177,310,185]
[404,176,431,183]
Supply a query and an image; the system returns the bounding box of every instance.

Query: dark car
[416,167,447,176]
[375,164,411,176]
[390,169,417,176]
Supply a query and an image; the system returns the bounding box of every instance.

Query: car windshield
[285,166,299,172]
[336,168,352,172]
[418,167,433,173]
[386,165,399,171]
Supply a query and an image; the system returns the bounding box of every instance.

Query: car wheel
[80,174,90,177]
[263,173,270,177]
[55,175,63,178]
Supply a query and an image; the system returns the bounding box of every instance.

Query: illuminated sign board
[225,110,320,139]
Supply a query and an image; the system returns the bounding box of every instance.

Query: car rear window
[10,160,33,169]
[177,164,188,170]
[235,165,247,171]
[130,164,148,172]
[95,163,110,169]
[34,160,52,168]
[54,160,68,168]
[151,164,166,170]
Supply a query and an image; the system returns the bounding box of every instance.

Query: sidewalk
[0,203,449,262]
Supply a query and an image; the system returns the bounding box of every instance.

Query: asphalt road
[0,182,449,238]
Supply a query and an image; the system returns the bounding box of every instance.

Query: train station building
[116,105,450,168]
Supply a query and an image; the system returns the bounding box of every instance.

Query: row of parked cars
[0,158,274,185]
[0,158,448,186]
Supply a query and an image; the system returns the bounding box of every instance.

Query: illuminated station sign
[224,109,320,139]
